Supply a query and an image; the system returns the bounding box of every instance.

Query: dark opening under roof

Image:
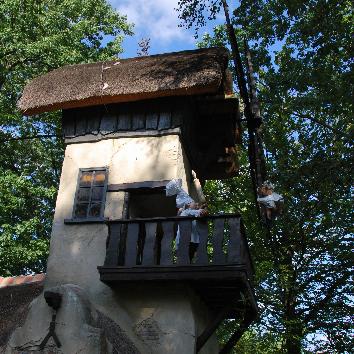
[18,47,230,115]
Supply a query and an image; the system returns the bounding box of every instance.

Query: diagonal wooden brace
[196,307,231,353]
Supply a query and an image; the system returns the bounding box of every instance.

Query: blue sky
[109,0,229,58]
[109,0,284,69]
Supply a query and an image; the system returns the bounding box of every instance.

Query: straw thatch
[18,47,229,115]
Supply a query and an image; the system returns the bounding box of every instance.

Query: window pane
[73,168,107,219]
[75,203,89,218]
[91,187,104,201]
[94,171,106,186]
[89,203,102,217]
[80,172,93,187]
[77,188,90,202]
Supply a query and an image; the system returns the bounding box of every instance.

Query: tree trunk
[284,313,303,354]
[281,249,303,354]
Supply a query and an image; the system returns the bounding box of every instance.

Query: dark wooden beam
[64,217,107,224]
[98,265,248,282]
[65,128,181,144]
[196,307,231,352]
[219,314,256,354]
[107,180,171,192]
[107,214,241,223]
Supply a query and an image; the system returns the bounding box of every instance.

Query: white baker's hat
[166,179,194,208]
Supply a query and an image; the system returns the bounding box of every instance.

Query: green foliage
[0,0,132,276]
[177,0,222,37]
[178,1,353,353]
[234,329,283,354]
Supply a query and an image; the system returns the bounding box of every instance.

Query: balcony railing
[98,214,258,347]
[99,214,253,279]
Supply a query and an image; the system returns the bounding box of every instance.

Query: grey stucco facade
[6,134,218,353]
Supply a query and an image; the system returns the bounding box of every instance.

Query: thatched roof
[18,47,229,115]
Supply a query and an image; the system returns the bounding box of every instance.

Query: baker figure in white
[166,179,208,260]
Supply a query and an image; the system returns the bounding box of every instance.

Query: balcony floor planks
[98,214,258,322]
[98,264,257,320]
[98,264,249,282]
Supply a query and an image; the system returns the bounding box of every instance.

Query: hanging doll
[166,179,208,260]
[257,180,284,223]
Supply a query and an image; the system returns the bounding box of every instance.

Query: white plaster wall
[177,140,201,203]
[116,284,198,353]
[44,134,216,353]
[47,135,188,291]
[46,137,160,352]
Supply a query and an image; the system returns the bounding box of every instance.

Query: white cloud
[110,0,194,44]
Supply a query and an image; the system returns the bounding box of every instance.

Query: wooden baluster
[195,221,209,265]
[125,223,140,267]
[212,218,225,264]
[177,220,191,265]
[142,222,157,266]
[160,221,175,266]
[227,217,241,263]
[104,224,122,266]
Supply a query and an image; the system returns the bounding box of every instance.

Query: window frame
[72,167,108,221]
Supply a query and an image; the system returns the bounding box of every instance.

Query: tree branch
[293,112,351,139]
[1,134,62,142]
[302,273,351,322]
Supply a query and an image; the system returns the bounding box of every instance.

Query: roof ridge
[49,47,227,71]
[0,273,45,288]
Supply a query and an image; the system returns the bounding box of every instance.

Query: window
[73,168,108,219]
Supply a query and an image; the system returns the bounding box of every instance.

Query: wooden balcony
[98,214,257,321]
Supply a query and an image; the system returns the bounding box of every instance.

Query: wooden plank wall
[62,98,184,140]
[61,96,239,180]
